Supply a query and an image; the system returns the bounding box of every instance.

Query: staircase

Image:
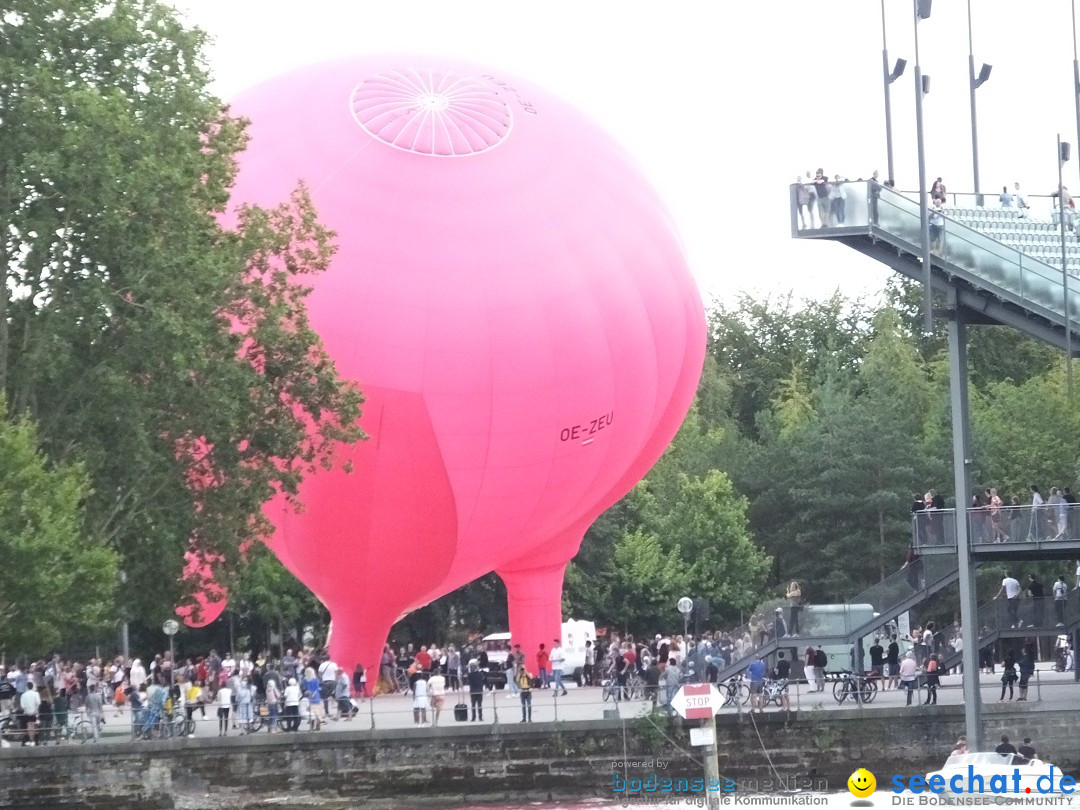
[710,555,960,683]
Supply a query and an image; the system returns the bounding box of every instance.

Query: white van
[480,619,597,685]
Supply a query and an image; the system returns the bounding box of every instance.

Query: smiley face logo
[847,768,876,798]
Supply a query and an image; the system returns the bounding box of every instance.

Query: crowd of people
[0,648,364,746]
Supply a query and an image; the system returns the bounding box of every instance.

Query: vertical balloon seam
[504,231,568,547]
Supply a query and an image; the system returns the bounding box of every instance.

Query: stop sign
[670,683,722,720]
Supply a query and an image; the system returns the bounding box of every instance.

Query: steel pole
[882,0,896,183]
[884,49,895,184]
[947,288,981,752]
[915,65,932,332]
[914,0,932,332]
[967,0,980,196]
[1059,134,1073,398]
[968,53,980,197]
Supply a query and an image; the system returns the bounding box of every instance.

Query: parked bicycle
[832,672,877,705]
[720,676,750,707]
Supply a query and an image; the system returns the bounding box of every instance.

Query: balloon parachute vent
[350,68,512,157]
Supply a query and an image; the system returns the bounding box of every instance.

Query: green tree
[231,543,325,648]
[971,363,1080,496]
[658,470,772,623]
[707,292,874,438]
[1,0,363,624]
[0,403,118,655]
[745,310,943,595]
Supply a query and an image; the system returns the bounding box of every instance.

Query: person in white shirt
[427,671,446,726]
[221,654,237,677]
[217,683,233,737]
[898,652,920,707]
[412,675,429,726]
[996,573,1022,628]
[19,682,41,746]
[129,659,147,690]
[1028,486,1045,541]
[283,677,301,733]
[549,640,567,696]
[317,659,337,718]
[1054,576,1070,625]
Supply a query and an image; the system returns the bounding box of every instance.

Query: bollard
[553,688,558,723]
[492,690,499,726]
[1035,669,1041,703]
[369,695,376,730]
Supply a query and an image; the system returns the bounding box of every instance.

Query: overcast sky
[174,0,1080,307]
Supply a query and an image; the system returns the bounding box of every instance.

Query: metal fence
[912,503,1080,549]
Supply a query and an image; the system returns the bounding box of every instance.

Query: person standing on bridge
[1027,486,1045,541]
[1054,576,1069,626]
[995,572,1022,629]
[773,607,789,640]
[786,581,802,637]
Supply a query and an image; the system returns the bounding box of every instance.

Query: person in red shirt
[623,646,637,670]
[415,646,432,672]
[536,644,550,689]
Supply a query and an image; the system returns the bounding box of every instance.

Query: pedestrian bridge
[790,181,1080,354]
[911,503,1080,560]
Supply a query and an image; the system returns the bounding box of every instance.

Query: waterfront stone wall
[0,705,1076,808]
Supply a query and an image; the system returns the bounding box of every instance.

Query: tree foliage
[0,401,118,655]
[1,0,363,627]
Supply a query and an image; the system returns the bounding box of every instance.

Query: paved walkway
[6,667,1076,747]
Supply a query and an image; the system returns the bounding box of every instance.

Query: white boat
[926,751,1074,800]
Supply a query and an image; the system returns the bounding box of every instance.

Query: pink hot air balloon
[228,56,705,680]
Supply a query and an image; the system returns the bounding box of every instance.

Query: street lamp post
[163,619,179,695]
[914,0,934,333]
[1058,135,1074,397]
[967,0,992,198]
[677,597,693,643]
[881,0,907,184]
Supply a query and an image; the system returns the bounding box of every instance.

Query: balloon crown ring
[350,67,513,157]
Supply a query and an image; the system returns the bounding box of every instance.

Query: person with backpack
[923,654,941,705]
[813,647,827,690]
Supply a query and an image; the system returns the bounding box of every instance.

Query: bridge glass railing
[790,180,870,232]
[846,555,958,625]
[931,589,1080,668]
[912,503,1080,550]
[790,182,1080,324]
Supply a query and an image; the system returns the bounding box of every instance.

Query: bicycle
[761,679,789,707]
[0,712,25,746]
[832,672,876,705]
[720,676,750,708]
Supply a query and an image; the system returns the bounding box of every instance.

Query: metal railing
[932,589,1080,671]
[911,503,1080,550]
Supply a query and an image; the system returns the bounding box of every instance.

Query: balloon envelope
[229,56,706,677]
